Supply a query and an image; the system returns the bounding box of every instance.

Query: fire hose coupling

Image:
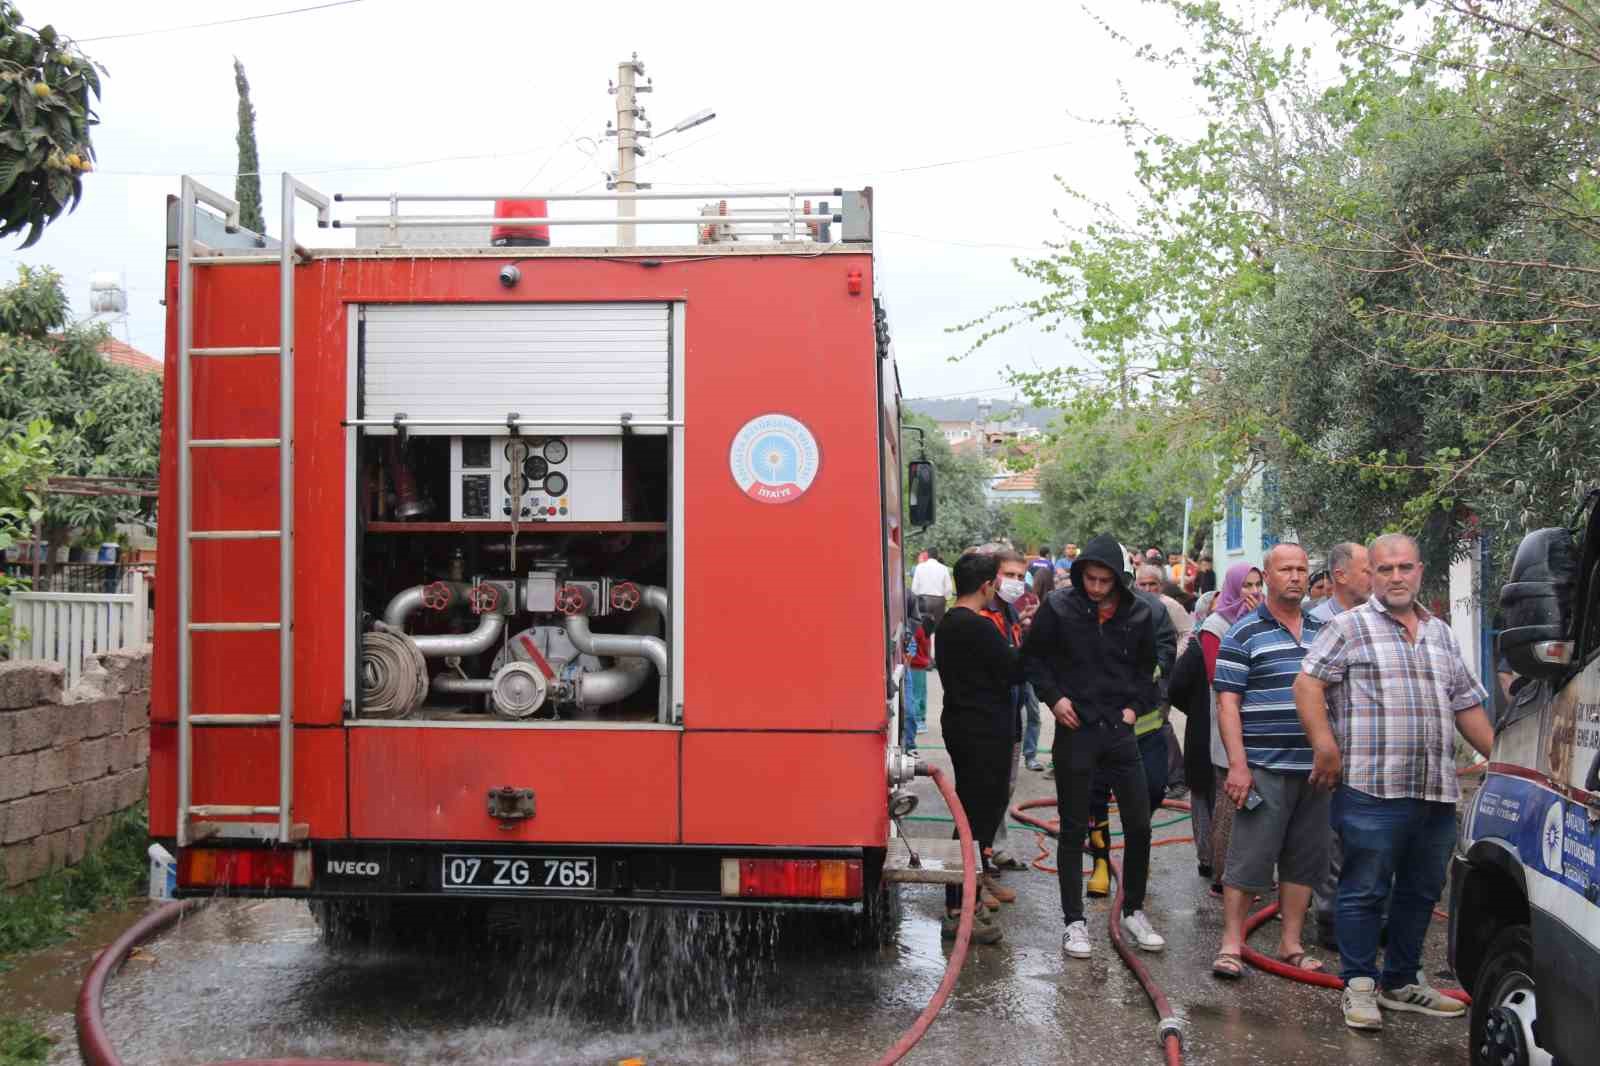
[1157,1017,1184,1048]
[887,749,920,786]
[421,581,452,610]
[610,581,641,612]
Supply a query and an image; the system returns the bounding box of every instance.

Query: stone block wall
[0,647,151,887]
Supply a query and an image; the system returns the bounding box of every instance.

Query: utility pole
[609,53,651,247]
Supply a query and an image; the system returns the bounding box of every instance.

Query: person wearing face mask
[932,550,1026,945]
[975,548,1034,883]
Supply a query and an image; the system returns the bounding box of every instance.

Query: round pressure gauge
[543,439,569,464]
[544,472,568,497]
[504,440,531,465]
[503,473,530,496]
[523,456,549,481]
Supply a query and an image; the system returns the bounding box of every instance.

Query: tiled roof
[98,337,163,375]
[992,468,1040,491]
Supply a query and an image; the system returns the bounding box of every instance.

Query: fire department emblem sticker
[729,413,820,504]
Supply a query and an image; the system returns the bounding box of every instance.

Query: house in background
[1213,467,1286,572]
[986,467,1042,505]
[98,336,162,375]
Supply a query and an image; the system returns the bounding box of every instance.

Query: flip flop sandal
[1278,951,1325,972]
[1212,952,1245,979]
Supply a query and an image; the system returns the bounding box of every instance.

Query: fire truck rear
[149,179,926,938]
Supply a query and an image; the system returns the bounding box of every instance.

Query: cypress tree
[233,58,263,233]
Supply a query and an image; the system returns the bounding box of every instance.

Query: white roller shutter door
[361,303,670,434]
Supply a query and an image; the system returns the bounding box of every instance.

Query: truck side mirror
[907,460,935,530]
[1499,527,1579,681]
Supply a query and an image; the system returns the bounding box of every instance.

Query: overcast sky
[13,0,1205,402]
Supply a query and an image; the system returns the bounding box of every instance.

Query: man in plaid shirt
[1294,533,1494,1031]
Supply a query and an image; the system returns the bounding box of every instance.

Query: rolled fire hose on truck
[76,763,982,1066]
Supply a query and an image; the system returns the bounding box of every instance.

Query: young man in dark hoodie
[1023,533,1167,958]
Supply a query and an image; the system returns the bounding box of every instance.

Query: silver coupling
[886,748,919,786]
[1157,1018,1184,1048]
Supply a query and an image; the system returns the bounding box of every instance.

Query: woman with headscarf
[1173,562,1262,896]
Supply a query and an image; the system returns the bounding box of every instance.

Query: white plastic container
[147,843,176,900]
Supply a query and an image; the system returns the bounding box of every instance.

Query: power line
[95,143,570,179]
[78,0,365,43]
[645,138,1084,190]
[904,384,1023,401]
[879,229,1047,253]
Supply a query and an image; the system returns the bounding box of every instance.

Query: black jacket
[1022,533,1162,727]
[1132,588,1178,702]
[935,605,1023,741]
[1167,636,1213,793]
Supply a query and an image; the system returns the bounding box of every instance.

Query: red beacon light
[491,199,551,247]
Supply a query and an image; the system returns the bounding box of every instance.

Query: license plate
[441,854,597,892]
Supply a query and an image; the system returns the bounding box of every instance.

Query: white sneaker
[1063,920,1092,959]
[1343,976,1383,1030]
[1377,981,1466,1018]
[1121,910,1166,952]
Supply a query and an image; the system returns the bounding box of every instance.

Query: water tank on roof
[89,273,126,314]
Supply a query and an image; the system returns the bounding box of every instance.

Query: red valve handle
[470,584,501,615]
[421,581,452,610]
[610,582,641,612]
[556,585,588,616]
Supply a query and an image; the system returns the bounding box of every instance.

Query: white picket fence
[8,570,149,688]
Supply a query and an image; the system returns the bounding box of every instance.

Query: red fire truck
[147,177,932,939]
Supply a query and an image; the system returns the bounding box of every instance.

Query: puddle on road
[0,899,149,1017]
[56,897,955,1066]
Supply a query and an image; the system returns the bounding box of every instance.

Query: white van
[1452,505,1600,1066]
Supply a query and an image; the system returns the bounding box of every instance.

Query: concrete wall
[0,647,151,887]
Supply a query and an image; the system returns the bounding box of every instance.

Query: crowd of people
[905,531,1493,1031]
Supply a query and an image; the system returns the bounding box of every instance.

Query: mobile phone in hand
[1243,788,1265,811]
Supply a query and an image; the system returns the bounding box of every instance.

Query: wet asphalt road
[16,677,1472,1066]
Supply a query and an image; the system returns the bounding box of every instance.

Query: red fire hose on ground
[77,764,981,1066]
[872,763,978,1065]
[76,897,386,1066]
[1012,797,1186,1066]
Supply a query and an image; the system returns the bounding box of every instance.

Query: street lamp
[656,108,715,137]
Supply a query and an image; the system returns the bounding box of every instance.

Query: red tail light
[720,857,863,900]
[178,847,312,890]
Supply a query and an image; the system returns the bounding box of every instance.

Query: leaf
[0,152,24,197]
[46,170,69,208]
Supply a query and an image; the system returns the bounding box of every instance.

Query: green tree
[1038,409,1213,555]
[0,4,101,247]
[0,417,52,647]
[233,57,262,233]
[996,501,1052,555]
[963,0,1600,576]
[902,411,1003,559]
[0,266,161,552]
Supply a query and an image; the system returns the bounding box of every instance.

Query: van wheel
[1470,924,1550,1066]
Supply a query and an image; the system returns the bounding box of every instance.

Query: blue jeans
[1021,684,1042,762]
[903,669,927,749]
[1333,786,1455,987]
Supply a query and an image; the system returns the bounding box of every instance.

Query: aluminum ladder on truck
[174,174,331,847]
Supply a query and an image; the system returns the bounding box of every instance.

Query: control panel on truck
[1452,493,1600,1066]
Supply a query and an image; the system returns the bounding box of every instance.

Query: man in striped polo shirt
[1209,542,1330,979]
